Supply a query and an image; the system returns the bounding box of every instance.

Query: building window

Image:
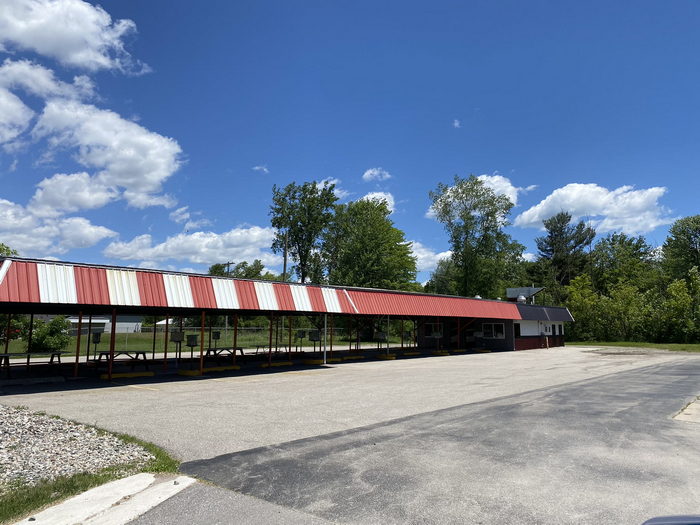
[514,323,521,338]
[482,323,505,339]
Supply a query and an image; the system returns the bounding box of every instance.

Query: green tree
[323,199,417,290]
[208,260,277,280]
[565,274,601,341]
[424,257,460,295]
[429,175,524,298]
[0,243,17,256]
[21,316,71,353]
[649,278,695,343]
[662,215,700,280]
[269,181,338,283]
[601,282,647,341]
[591,233,657,295]
[536,212,595,291]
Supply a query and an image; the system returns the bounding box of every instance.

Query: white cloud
[411,241,451,272]
[360,191,395,213]
[0,87,34,143]
[184,218,212,231]
[0,59,95,100]
[52,216,116,249]
[477,174,536,206]
[362,167,391,182]
[252,165,269,174]
[33,99,182,209]
[0,0,149,73]
[169,206,190,224]
[318,177,350,199]
[168,205,211,231]
[28,172,117,217]
[0,197,116,254]
[514,183,673,234]
[453,119,461,129]
[103,226,280,266]
[522,252,536,262]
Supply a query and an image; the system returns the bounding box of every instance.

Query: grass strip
[569,341,700,353]
[0,428,179,524]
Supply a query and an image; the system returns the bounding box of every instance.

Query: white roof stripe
[37,263,77,304]
[163,274,194,308]
[106,269,141,306]
[254,281,278,311]
[321,287,342,313]
[0,259,11,286]
[211,278,239,309]
[289,284,312,311]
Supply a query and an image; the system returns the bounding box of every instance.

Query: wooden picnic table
[205,347,244,358]
[97,350,149,369]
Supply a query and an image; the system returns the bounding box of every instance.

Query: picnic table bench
[205,347,244,361]
[1,351,68,377]
[97,350,149,369]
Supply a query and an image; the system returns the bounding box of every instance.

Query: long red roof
[0,258,521,320]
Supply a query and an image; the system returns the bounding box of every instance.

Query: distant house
[66,315,143,335]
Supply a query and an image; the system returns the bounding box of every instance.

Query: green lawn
[568,341,700,353]
[3,328,406,357]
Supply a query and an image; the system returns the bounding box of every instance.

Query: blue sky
[1,0,698,283]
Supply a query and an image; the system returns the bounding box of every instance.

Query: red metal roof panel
[74,267,110,304]
[0,261,40,303]
[306,286,326,312]
[336,289,357,314]
[273,283,296,311]
[347,289,521,319]
[190,276,217,309]
[136,272,168,307]
[234,280,259,310]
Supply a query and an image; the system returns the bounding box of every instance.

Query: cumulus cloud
[0,87,34,143]
[28,172,118,217]
[514,183,673,234]
[32,99,181,208]
[0,0,149,73]
[252,165,269,174]
[411,241,451,272]
[477,174,536,206]
[362,167,391,182]
[53,216,117,249]
[103,226,281,267]
[0,197,116,254]
[453,119,461,129]
[0,58,95,99]
[361,191,395,213]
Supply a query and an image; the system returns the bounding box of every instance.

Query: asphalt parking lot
[2,346,699,524]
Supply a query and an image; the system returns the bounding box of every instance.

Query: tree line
[2,177,699,344]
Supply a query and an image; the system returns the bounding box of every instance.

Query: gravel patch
[0,404,154,496]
